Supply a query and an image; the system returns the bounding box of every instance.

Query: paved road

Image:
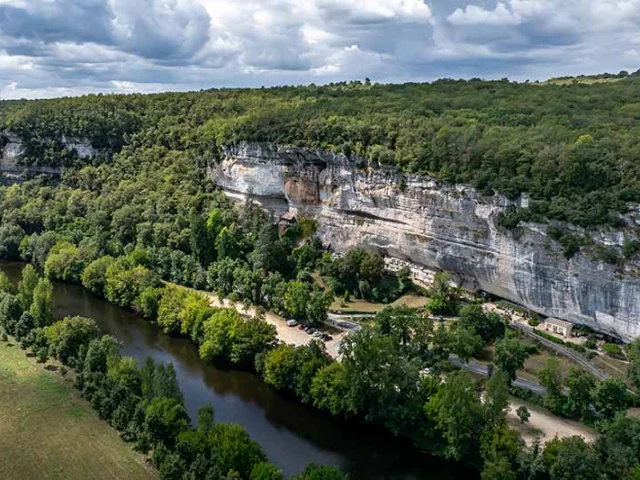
[509,322,610,381]
[484,303,612,382]
[449,356,548,395]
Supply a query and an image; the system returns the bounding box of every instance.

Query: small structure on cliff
[544,318,574,338]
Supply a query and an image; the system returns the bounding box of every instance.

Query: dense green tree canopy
[3,77,640,232]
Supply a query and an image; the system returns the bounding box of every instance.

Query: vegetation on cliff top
[2,75,640,228]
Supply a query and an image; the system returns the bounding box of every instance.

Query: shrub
[602,343,624,358]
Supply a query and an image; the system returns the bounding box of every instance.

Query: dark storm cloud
[0,0,211,61]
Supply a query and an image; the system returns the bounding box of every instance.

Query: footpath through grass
[0,340,155,480]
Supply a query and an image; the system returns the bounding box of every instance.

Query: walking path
[174,285,346,359]
[175,284,596,445]
[484,302,611,381]
[507,400,596,446]
[450,356,547,395]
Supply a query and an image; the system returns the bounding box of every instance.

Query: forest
[2,74,640,229]
[2,76,640,479]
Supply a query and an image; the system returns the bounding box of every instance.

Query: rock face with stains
[210,142,640,341]
[0,130,95,181]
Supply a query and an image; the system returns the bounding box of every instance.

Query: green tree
[199,308,244,362]
[230,316,277,366]
[291,464,347,480]
[30,277,54,327]
[18,264,39,311]
[284,281,311,320]
[426,272,458,316]
[190,213,214,267]
[135,287,162,319]
[426,371,483,461]
[565,368,595,419]
[594,378,629,419]
[44,242,93,283]
[628,338,640,390]
[341,328,424,435]
[0,294,22,335]
[458,304,505,342]
[375,306,422,348]
[178,292,215,341]
[538,358,565,413]
[484,371,510,430]
[262,343,299,391]
[81,256,115,296]
[493,333,528,385]
[157,287,188,336]
[306,288,332,327]
[45,316,101,364]
[450,326,484,363]
[0,223,25,260]
[209,423,267,479]
[594,414,640,479]
[105,261,158,308]
[548,436,603,480]
[15,311,35,341]
[0,272,15,294]
[516,406,530,425]
[216,226,240,260]
[253,223,287,274]
[480,426,521,480]
[250,463,283,480]
[144,397,190,448]
[310,362,350,416]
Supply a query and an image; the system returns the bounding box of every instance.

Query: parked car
[298,324,306,330]
[307,328,317,335]
[286,319,298,327]
[321,334,333,342]
[312,331,323,338]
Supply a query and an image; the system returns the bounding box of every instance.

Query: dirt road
[185,286,595,444]
[508,400,596,445]
[203,292,345,358]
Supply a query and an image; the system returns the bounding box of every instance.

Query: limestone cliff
[209,143,640,341]
[0,130,94,181]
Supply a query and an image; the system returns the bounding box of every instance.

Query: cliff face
[0,131,94,181]
[210,143,640,341]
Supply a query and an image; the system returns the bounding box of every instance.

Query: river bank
[0,261,475,480]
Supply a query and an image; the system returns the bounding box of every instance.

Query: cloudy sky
[0,0,638,98]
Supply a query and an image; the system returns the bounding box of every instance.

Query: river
[0,262,476,480]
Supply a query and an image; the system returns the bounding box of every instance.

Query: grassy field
[329,294,428,314]
[0,340,155,480]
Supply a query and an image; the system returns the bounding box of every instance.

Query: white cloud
[449,3,521,27]
[0,0,637,98]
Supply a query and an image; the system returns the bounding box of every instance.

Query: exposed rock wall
[0,130,95,181]
[209,143,640,341]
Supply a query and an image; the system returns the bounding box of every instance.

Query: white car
[286,319,298,327]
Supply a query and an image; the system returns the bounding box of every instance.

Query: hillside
[1,76,640,228]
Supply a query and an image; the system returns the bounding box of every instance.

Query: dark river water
[0,262,476,480]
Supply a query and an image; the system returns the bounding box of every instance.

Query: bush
[585,339,597,350]
[602,343,624,358]
[523,344,539,355]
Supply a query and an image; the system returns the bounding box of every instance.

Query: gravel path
[203,292,345,358]
[508,400,596,445]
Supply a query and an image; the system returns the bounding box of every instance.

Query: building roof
[545,317,574,331]
[280,211,296,222]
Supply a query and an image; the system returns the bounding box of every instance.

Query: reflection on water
[0,262,476,480]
